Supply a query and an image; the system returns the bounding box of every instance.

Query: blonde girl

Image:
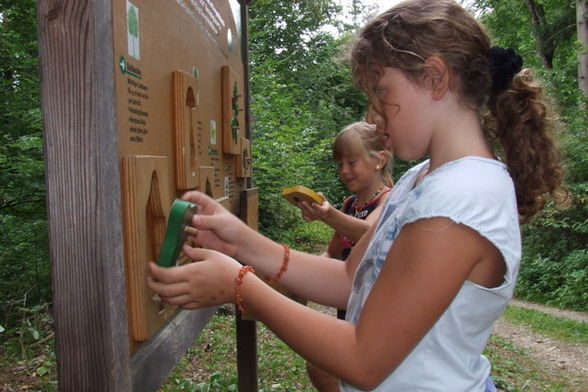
[298,121,393,263]
[298,121,393,391]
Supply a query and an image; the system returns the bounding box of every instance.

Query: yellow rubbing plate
[282,185,324,206]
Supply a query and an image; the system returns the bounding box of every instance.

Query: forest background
[0,0,586,386]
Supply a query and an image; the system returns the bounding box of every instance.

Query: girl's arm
[319,198,386,242]
[324,232,342,259]
[176,191,351,307]
[248,218,499,389]
[300,192,389,242]
[150,217,497,390]
[149,191,501,389]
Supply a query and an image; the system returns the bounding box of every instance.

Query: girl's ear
[376,150,389,169]
[425,56,449,100]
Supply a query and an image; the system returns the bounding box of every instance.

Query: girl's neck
[356,182,387,207]
[428,108,494,173]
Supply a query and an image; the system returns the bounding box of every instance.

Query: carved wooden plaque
[111,0,253,348]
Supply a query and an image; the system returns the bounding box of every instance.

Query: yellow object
[282,185,324,206]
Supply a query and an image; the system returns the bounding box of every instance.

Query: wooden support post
[37,1,132,389]
[236,188,259,391]
[236,313,258,392]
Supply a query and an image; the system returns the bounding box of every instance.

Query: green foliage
[249,0,369,243]
[0,215,50,320]
[283,220,334,254]
[560,97,588,183]
[162,310,313,391]
[0,0,50,329]
[515,95,588,311]
[248,0,341,77]
[516,250,588,311]
[471,0,588,312]
[0,300,57,390]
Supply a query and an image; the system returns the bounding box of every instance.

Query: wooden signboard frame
[38,0,256,390]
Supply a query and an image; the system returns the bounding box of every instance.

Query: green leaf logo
[128,5,138,38]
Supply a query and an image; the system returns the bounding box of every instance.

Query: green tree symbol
[128,5,138,38]
[231,82,242,141]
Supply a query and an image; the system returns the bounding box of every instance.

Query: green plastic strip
[157,199,198,268]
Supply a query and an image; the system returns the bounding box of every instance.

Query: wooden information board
[111,0,254,347]
[38,0,256,389]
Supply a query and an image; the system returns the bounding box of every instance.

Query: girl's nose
[339,164,349,175]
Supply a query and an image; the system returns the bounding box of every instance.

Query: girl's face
[337,153,380,194]
[368,67,436,161]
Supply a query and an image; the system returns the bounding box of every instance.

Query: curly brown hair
[485,69,569,222]
[349,0,568,223]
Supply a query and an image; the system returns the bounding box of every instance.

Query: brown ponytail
[484,69,569,222]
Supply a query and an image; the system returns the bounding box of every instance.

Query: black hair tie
[488,46,523,95]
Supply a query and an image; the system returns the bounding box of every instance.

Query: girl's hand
[181,191,251,258]
[299,195,331,222]
[147,246,242,309]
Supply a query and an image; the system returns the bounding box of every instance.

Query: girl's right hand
[299,195,331,222]
[181,191,251,259]
[147,246,243,310]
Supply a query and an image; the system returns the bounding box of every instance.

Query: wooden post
[235,3,258,390]
[237,188,259,391]
[236,314,258,391]
[37,1,132,389]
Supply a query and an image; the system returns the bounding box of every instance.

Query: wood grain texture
[37,0,132,389]
[131,307,217,392]
[39,1,256,390]
[121,155,176,343]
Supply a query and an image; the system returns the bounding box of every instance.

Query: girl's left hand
[147,246,242,310]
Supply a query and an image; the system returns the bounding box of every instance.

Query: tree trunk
[525,0,554,69]
[578,0,588,96]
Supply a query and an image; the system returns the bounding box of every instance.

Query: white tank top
[342,157,521,391]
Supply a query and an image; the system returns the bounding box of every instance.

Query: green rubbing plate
[157,199,198,268]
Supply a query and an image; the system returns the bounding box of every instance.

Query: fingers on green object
[156,199,198,267]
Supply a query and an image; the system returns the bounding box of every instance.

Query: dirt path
[491,299,588,386]
[508,299,588,323]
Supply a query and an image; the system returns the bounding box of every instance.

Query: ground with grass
[159,300,587,392]
[0,299,586,391]
[487,300,587,392]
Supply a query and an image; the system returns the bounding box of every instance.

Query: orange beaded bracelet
[268,244,290,282]
[235,265,255,314]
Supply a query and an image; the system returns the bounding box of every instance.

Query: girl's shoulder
[422,157,511,198]
[404,157,519,241]
[382,157,517,229]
